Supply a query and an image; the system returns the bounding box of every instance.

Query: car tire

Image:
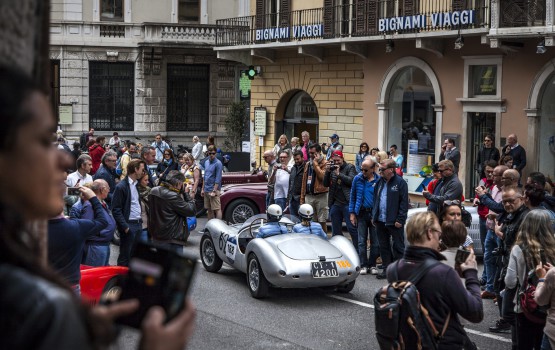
[112,230,121,246]
[247,253,269,299]
[225,199,259,224]
[336,280,356,293]
[99,276,123,304]
[200,235,223,273]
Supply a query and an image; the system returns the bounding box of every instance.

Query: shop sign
[378,10,475,32]
[472,65,497,96]
[59,104,73,125]
[254,107,267,136]
[255,24,323,41]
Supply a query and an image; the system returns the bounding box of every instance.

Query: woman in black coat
[156,148,179,182]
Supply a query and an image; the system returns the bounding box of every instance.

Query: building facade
[215,0,555,198]
[50,0,249,146]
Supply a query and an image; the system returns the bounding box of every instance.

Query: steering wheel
[249,218,265,238]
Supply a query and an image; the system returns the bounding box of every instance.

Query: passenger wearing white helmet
[293,204,327,240]
[256,204,289,238]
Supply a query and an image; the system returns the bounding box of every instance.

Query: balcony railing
[499,0,546,27]
[50,22,217,46]
[216,0,490,47]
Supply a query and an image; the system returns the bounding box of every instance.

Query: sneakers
[489,319,511,333]
[360,267,368,275]
[370,267,379,275]
[481,290,496,299]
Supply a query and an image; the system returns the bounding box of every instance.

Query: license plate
[311,261,338,278]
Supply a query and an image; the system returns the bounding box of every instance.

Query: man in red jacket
[88,136,106,175]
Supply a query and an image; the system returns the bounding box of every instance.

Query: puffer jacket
[300,156,328,203]
[147,184,195,244]
[323,162,356,206]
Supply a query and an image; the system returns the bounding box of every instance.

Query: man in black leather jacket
[148,170,196,251]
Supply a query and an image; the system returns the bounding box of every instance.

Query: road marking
[327,295,512,343]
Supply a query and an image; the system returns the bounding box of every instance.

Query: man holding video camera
[323,150,357,247]
[148,170,196,252]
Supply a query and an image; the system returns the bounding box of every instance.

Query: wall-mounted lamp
[454,35,464,50]
[537,40,547,54]
[385,40,394,53]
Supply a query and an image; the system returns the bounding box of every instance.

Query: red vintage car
[194,171,267,217]
[80,265,128,305]
[220,182,269,224]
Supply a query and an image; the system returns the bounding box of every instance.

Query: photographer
[148,170,196,251]
[323,150,357,247]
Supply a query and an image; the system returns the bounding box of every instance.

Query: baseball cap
[330,133,339,139]
[332,150,344,158]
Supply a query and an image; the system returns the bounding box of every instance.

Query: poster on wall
[407,139,428,174]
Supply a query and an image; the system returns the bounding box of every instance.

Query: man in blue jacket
[92,151,118,206]
[372,159,409,279]
[112,159,146,267]
[349,158,380,275]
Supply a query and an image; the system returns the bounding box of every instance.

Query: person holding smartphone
[0,67,196,350]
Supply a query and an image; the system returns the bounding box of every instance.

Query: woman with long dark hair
[505,210,555,349]
[355,142,370,173]
[0,67,195,349]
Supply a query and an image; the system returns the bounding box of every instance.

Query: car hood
[276,235,342,260]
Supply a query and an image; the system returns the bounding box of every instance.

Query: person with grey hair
[191,135,203,164]
[79,179,116,267]
[93,150,118,205]
[66,154,93,187]
[140,145,157,187]
[148,170,196,251]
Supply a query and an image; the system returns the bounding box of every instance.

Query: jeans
[542,334,553,350]
[141,229,149,242]
[265,191,274,209]
[484,229,499,293]
[330,204,358,249]
[375,221,405,268]
[357,211,380,268]
[479,217,487,280]
[118,221,143,267]
[289,198,300,218]
[82,243,110,267]
[154,241,183,254]
[275,197,287,211]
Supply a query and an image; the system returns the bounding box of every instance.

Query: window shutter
[452,0,465,12]
[279,0,290,27]
[403,0,416,16]
[323,0,335,38]
[256,0,266,28]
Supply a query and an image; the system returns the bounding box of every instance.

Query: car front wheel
[200,235,223,273]
[247,253,269,298]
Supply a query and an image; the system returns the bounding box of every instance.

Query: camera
[67,187,81,196]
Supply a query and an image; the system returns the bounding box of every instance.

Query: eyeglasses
[106,159,117,162]
[378,167,389,172]
[438,168,450,173]
[209,152,216,155]
[443,200,461,206]
[502,196,522,204]
[362,169,371,172]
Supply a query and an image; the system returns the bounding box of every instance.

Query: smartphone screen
[116,242,196,328]
[455,248,471,265]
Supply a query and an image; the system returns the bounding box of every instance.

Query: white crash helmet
[267,204,283,222]
[298,204,314,220]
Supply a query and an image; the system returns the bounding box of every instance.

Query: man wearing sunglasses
[475,134,500,178]
[201,145,223,220]
[422,160,463,214]
[372,159,409,279]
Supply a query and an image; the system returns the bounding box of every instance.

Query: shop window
[89,62,134,131]
[470,65,497,96]
[388,66,436,173]
[179,0,199,22]
[101,0,123,21]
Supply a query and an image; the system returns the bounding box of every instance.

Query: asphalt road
[110,218,512,350]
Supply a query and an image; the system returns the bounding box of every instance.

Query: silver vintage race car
[200,214,361,298]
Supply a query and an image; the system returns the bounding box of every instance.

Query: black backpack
[374,259,450,350]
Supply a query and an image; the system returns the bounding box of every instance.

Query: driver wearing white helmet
[293,204,328,240]
[256,204,289,238]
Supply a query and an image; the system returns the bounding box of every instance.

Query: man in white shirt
[151,134,170,163]
[191,136,203,164]
[66,154,93,187]
[273,151,291,211]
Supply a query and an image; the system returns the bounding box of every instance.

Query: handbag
[461,206,472,228]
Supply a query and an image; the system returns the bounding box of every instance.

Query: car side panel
[204,219,245,271]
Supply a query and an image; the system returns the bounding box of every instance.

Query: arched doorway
[275,90,319,144]
[537,74,555,179]
[378,57,442,193]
